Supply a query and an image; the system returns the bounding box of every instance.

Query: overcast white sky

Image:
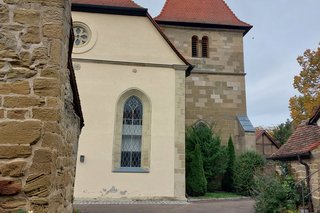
[134,0,320,128]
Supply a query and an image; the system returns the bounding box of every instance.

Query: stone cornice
[72,57,189,71]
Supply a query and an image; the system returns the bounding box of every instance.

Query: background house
[256,129,280,157]
[270,107,320,211]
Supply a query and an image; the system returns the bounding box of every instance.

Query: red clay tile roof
[270,124,320,160]
[155,0,251,27]
[72,0,142,8]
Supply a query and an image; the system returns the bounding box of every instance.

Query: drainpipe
[262,133,265,156]
[298,155,314,212]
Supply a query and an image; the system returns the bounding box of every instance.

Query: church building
[71,0,253,201]
[71,0,191,200]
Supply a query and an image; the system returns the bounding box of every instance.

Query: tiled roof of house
[155,0,251,27]
[256,130,281,149]
[269,124,320,160]
[72,0,142,8]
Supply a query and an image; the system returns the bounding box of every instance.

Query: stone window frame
[73,22,91,48]
[112,89,151,173]
[72,21,98,54]
[193,120,210,129]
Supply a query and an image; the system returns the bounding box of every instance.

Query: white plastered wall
[72,11,186,199]
[72,12,184,64]
[74,62,177,199]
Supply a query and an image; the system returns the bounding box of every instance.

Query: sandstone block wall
[174,70,186,199]
[186,73,247,144]
[289,148,320,212]
[0,0,81,212]
[160,25,248,146]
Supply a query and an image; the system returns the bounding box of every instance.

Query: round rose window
[73,23,91,48]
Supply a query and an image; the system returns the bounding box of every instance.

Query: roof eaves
[256,130,280,149]
[220,0,252,29]
[155,20,252,36]
[264,131,281,149]
[268,152,311,161]
[309,106,320,125]
[72,3,148,16]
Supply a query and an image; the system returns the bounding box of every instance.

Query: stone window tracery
[113,89,151,173]
[121,96,143,168]
[73,23,91,48]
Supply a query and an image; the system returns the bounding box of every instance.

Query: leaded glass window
[121,96,143,167]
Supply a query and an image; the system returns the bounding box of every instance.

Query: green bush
[186,125,228,192]
[222,136,235,192]
[186,143,207,196]
[253,173,299,213]
[234,151,265,196]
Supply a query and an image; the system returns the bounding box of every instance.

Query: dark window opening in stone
[202,36,209,58]
[192,36,198,57]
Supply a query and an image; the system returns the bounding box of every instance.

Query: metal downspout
[298,155,314,212]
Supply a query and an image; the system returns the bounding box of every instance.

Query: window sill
[113,168,149,173]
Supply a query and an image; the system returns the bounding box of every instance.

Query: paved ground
[74,199,255,213]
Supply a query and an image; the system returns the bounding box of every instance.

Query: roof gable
[256,130,281,149]
[72,0,142,8]
[71,6,193,75]
[155,0,251,30]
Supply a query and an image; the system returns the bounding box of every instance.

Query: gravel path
[74,199,255,213]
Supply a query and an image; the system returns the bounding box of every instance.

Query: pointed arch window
[202,36,209,58]
[192,36,198,57]
[121,96,143,167]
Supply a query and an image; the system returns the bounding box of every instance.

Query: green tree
[289,45,320,127]
[186,125,228,192]
[254,173,300,213]
[222,136,235,192]
[271,119,293,145]
[186,143,207,196]
[234,151,265,196]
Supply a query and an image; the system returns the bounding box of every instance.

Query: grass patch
[193,192,242,199]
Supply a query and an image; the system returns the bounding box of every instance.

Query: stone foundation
[0,0,81,212]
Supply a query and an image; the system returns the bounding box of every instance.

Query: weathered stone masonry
[0,0,82,212]
[160,25,248,148]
